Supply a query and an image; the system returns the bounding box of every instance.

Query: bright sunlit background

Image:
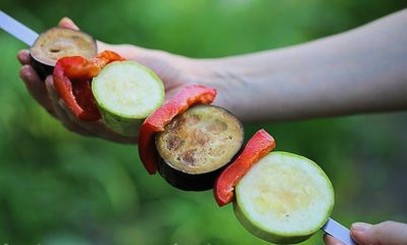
[1,0,406,244]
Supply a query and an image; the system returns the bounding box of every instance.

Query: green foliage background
[1,1,406,244]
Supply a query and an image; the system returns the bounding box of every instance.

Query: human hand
[17,17,228,144]
[324,221,407,245]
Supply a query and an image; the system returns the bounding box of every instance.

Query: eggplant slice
[30,27,97,79]
[156,105,244,191]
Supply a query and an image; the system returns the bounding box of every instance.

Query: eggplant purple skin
[29,56,54,80]
[157,156,230,191]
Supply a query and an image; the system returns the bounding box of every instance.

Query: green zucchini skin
[157,157,228,191]
[99,107,142,137]
[233,202,313,244]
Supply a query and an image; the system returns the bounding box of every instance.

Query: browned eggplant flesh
[30,27,97,78]
[155,104,244,191]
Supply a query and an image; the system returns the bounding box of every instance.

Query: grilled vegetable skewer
[34,28,338,242]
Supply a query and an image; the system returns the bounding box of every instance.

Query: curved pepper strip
[138,84,217,175]
[214,129,276,206]
[53,51,124,121]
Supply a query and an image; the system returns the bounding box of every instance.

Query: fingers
[351,221,407,245]
[17,16,79,115]
[20,65,55,116]
[18,16,136,144]
[44,77,136,143]
[62,113,137,144]
[323,234,345,245]
[17,50,31,65]
[58,17,80,30]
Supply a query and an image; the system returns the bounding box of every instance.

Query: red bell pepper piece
[53,51,124,121]
[138,84,217,174]
[214,129,276,206]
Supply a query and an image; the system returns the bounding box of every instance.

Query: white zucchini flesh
[234,151,334,244]
[92,61,164,136]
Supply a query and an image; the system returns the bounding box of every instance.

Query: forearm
[198,9,407,122]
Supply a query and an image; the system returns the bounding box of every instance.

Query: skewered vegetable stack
[31,27,335,244]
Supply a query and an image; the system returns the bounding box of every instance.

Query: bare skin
[18,11,407,142]
[18,11,407,244]
[324,221,407,245]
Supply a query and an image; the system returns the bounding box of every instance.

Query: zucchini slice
[92,61,165,136]
[234,151,334,244]
[156,104,244,191]
[30,27,97,78]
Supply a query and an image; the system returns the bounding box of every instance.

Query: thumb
[58,17,80,31]
[351,221,407,245]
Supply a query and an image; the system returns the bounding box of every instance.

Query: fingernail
[351,223,372,244]
[351,222,372,232]
[61,16,71,22]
